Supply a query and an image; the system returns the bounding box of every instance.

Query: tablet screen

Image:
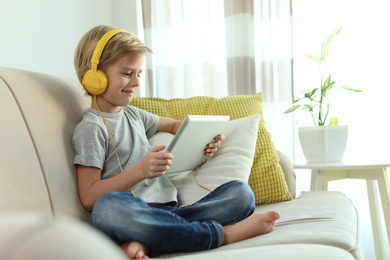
[165,115,229,174]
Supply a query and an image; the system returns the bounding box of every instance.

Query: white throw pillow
[148,114,260,205]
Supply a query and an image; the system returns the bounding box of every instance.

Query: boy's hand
[138,145,173,179]
[204,134,225,157]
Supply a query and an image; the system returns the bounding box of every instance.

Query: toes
[265,211,280,221]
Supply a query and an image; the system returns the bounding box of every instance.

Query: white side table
[294,161,390,260]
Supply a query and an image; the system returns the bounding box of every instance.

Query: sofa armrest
[0,213,128,259]
[276,149,296,198]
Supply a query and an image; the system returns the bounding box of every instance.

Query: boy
[73,25,280,259]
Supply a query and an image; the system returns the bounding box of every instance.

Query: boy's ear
[82,69,108,95]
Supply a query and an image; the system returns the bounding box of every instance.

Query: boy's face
[98,53,144,113]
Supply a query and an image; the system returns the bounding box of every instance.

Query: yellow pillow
[131,93,292,204]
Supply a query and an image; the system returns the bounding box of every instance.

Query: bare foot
[120,241,149,259]
[223,211,280,245]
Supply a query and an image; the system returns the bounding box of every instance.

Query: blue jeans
[92,180,255,255]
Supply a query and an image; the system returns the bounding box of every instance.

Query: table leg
[366,180,386,259]
[377,168,390,248]
[310,170,317,191]
[310,170,327,191]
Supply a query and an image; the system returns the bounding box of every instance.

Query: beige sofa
[0,67,361,259]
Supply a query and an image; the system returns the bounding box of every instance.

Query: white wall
[0,0,142,79]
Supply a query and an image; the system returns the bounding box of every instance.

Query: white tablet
[165,115,230,174]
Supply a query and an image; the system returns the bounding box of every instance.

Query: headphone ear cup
[82,69,108,95]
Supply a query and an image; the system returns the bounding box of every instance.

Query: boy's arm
[77,145,173,211]
[157,116,182,134]
[77,165,143,211]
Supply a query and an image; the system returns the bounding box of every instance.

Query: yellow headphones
[82,28,125,95]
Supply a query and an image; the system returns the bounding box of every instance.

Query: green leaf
[292,97,303,104]
[342,86,363,92]
[304,88,319,100]
[284,105,301,114]
[322,75,335,97]
[306,53,322,64]
[321,27,342,61]
[300,88,318,94]
[329,116,338,126]
[302,104,315,112]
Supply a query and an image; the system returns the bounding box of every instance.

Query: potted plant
[285,27,362,162]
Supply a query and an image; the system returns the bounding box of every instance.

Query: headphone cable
[94,95,136,196]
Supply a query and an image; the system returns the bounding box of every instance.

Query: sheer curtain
[140,0,294,156]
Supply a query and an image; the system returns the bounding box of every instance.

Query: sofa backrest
[0,67,91,223]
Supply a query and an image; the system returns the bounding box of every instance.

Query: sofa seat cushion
[165,244,356,260]
[221,191,360,257]
[161,191,359,259]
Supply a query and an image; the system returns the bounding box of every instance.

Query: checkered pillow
[131,93,292,204]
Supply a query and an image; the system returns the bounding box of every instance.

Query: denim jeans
[92,180,255,255]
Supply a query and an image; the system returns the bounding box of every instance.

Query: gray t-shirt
[72,105,179,206]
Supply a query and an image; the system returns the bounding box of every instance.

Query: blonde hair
[74,25,152,94]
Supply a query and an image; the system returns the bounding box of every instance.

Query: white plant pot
[298,125,348,163]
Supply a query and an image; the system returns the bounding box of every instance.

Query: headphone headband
[90,28,126,71]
